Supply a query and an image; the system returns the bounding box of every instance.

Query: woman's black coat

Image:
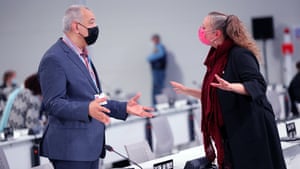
[217,46,286,169]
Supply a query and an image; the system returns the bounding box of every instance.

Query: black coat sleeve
[222,47,287,169]
[231,48,267,100]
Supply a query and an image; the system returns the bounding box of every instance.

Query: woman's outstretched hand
[170,81,188,95]
[170,81,202,99]
[210,74,232,91]
[211,74,248,95]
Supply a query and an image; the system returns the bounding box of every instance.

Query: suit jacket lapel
[59,39,99,93]
[91,62,102,93]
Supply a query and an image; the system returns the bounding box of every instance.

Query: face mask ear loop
[76,22,87,38]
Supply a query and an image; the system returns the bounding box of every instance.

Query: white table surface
[127,145,205,169]
[126,139,300,169]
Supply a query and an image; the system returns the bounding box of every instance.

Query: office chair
[0,88,21,132]
[150,115,174,157]
[125,140,155,163]
[0,148,10,169]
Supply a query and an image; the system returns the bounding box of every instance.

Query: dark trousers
[50,159,99,169]
[151,69,166,105]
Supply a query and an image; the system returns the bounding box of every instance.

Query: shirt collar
[62,34,87,56]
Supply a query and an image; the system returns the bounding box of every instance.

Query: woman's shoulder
[229,46,259,66]
[16,89,38,100]
[230,46,253,57]
[17,88,31,96]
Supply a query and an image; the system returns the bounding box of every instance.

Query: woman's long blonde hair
[208,11,261,61]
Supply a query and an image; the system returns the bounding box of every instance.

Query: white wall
[0,0,84,83]
[0,0,300,105]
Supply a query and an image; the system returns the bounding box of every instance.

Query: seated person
[0,70,18,116]
[7,73,43,132]
[0,94,5,116]
[288,61,300,117]
[0,70,18,100]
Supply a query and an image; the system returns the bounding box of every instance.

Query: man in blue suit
[38,5,153,169]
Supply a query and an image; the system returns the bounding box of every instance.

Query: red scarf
[201,39,234,169]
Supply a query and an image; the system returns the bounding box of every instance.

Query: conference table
[1,102,300,169]
[124,116,300,169]
[105,100,201,166]
[126,141,300,169]
[0,100,201,169]
[126,145,205,169]
[0,129,43,169]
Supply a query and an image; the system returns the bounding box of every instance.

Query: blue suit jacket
[38,38,128,161]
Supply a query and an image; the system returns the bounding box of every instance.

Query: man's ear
[71,22,79,33]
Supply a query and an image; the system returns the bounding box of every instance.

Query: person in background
[288,61,300,117]
[38,5,153,169]
[170,12,286,169]
[0,70,18,100]
[0,70,18,116]
[7,73,43,132]
[147,34,167,105]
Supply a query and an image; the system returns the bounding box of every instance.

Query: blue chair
[0,88,21,132]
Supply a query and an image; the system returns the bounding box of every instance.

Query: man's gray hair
[62,5,88,33]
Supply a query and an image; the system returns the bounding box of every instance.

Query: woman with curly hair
[171,12,286,169]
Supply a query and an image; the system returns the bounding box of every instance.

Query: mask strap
[76,22,88,38]
[77,22,88,30]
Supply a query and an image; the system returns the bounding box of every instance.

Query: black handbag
[184,156,218,169]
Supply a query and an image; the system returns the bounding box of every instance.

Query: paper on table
[94,93,108,105]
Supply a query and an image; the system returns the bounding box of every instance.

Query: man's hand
[127,93,154,118]
[89,97,111,124]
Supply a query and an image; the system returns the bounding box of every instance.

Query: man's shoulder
[41,38,68,61]
[39,38,68,69]
[45,38,65,54]
[157,43,166,49]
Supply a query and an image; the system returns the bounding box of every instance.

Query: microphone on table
[105,145,143,169]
